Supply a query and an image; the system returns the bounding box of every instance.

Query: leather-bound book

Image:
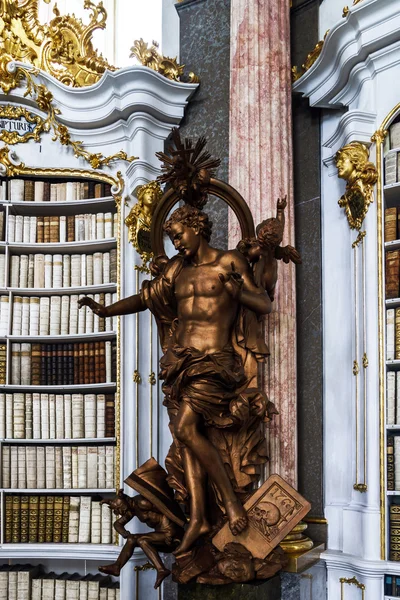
[50,216,59,243]
[36,216,44,243]
[386,250,400,299]
[51,344,57,385]
[83,182,89,200]
[28,495,39,543]
[73,344,80,385]
[88,342,95,383]
[40,344,47,386]
[62,496,70,542]
[94,183,103,199]
[5,495,12,543]
[67,215,75,242]
[12,495,21,543]
[79,343,85,385]
[111,340,117,382]
[68,343,74,385]
[45,495,54,543]
[31,344,41,386]
[57,344,63,384]
[38,495,46,543]
[43,216,50,243]
[24,180,34,202]
[20,495,29,543]
[43,181,50,202]
[53,495,63,543]
[385,207,398,242]
[94,342,100,384]
[390,502,400,561]
[105,395,115,438]
[83,343,90,385]
[100,342,106,384]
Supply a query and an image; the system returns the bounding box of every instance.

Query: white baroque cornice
[1,62,198,128]
[293,0,400,108]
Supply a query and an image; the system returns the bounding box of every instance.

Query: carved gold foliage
[0,57,137,170]
[343,0,364,18]
[335,142,378,231]
[0,0,116,88]
[291,31,329,81]
[130,39,198,83]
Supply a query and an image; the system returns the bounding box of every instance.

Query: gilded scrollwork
[0,104,46,144]
[291,31,329,81]
[125,181,163,258]
[343,0,364,17]
[0,0,116,88]
[335,142,378,231]
[0,57,137,170]
[130,39,199,84]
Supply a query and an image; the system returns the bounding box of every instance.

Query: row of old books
[0,345,5,384]
[11,341,117,385]
[6,496,114,544]
[2,445,115,489]
[385,207,400,242]
[387,372,400,424]
[385,574,400,597]
[0,565,119,599]
[0,393,115,440]
[386,253,400,299]
[386,309,400,360]
[7,213,118,244]
[9,251,117,289]
[0,180,112,202]
[385,122,400,185]
[8,294,117,337]
[390,502,400,561]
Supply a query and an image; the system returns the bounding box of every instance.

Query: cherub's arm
[78,294,146,318]
[219,253,272,315]
[276,196,287,224]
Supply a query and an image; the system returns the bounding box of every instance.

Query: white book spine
[8,214,15,242]
[64,394,72,438]
[103,252,110,284]
[71,446,78,488]
[96,395,106,438]
[33,393,41,439]
[53,254,63,289]
[0,295,9,336]
[2,444,10,488]
[29,297,40,336]
[63,254,71,288]
[93,252,103,285]
[55,445,63,488]
[101,502,111,544]
[50,295,61,335]
[71,255,81,287]
[84,394,96,438]
[26,446,37,488]
[78,496,92,542]
[388,372,396,424]
[30,215,37,243]
[78,294,86,334]
[387,309,395,360]
[0,255,5,288]
[13,392,25,439]
[23,215,30,242]
[72,393,84,438]
[87,446,98,488]
[45,445,56,488]
[20,342,31,385]
[41,393,49,439]
[25,393,33,439]
[20,254,29,288]
[10,446,18,487]
[91,501,101,544]
[105,341,112,383]
[48,393,56,439]
[77,446,87,488]
[69,295,79,334]
[104,212,112,238]
[10,255,20,288]
[27,254,34,288]
[5,393,13,438]
[36,446,45,488]
[18,445,27,488]
[59,215,66,243]
[0,393,5,439]
[39,297,50,335]
[33,254,45,288]
[97,445,106,488]
[68,496,80,542]
[61,295,70,335]
[11,343,21,384]
[105,446,114,489]
[12,296,22,335]
[86,254,93,286]
[21,297,30,335]
[62,445,72,488]
[55,394,65,438]
[44,254,53,288]
[15,214,23,242]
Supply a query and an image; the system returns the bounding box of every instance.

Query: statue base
[178,576,281,599]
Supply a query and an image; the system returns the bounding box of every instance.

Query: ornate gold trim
[343,0,364,18]
[0,145,122,192]
[0,104,46,144]
[0,57,138,170]
[130,39,199,84]
[340,577,365,600]
[291,31,329,81]
[0,0,116,88]
[372,122,391,560]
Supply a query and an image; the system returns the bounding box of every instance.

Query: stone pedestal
[178,577,281,599]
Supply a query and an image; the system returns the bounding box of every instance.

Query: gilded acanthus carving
[0,56,137,170]
[130,39,199,84]
[0,0,116,88]
[335,141,378,232]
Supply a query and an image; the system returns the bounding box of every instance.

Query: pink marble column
[229,0,297,487]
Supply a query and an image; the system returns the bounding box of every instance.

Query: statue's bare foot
[154,568,171,589]
[173,519,211,555]
[226,501,248,536]
[99,564,121,576]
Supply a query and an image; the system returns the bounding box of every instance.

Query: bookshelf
[0,173,121,597]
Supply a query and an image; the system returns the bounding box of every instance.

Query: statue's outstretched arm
[78,294,146,318]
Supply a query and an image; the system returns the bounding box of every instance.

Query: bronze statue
[79,130,306,586]
[99,459,185,589]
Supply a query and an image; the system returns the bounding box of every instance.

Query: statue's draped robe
[141,255,277,511]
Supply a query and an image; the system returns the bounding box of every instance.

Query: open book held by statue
[79,130,308,588]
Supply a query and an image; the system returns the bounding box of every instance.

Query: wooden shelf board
[6,284,117,296]
[8,239,116,255]
[3,488,116,494]
[2,438,116,444]
[7,332,116,343]
[1,383,116,392]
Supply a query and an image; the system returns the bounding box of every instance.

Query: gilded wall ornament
[343,0,364,17]
[130,39,199,84]
[335,142,378,231]
[291,31,329,81]
[0,104,46,144]
[125,181,163,257]
[0,0,116,88]
[0,56,137,170]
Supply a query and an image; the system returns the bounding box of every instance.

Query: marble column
[229,0,297,487]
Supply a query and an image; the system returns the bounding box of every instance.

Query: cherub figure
[237,196,301,301]
[125,181,163,254]
[99,489,183,589]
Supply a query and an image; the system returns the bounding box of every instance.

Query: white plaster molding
[3,62,197,127]
[293,0,400,108]
[322,110,377,155]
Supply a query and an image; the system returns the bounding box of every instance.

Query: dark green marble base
[178,577,281,599]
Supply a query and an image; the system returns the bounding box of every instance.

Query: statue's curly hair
[256,218,283,248]
[335,143,377,185]
[164,205,213,242]
[136,181,163,207]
